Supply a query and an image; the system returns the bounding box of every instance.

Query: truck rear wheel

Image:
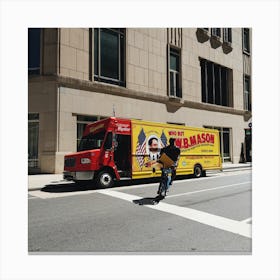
[194,165,203,178]
[96,170,114,188]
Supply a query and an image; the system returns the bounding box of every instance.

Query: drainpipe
[56,86,60,153]
[56,28,61,164]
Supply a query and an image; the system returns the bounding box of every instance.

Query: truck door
[114,134,131,174]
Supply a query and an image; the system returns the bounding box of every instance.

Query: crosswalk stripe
[28,189,98,199]
[97,189,252,239]
[241,217,252,223]
[166,181,251,198]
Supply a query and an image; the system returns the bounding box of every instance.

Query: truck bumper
[63,171,95,181]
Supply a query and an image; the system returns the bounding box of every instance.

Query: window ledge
[222,41,233,54]
[184,101,246,116]
[168,96,184,105]
[29,75,248,118]
[210,35,222,49]
[244,110,252,121]
[196,28,210,43]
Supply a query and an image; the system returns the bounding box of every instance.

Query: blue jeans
[162,168,172,191]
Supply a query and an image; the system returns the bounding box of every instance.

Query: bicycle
[157,167,173,199]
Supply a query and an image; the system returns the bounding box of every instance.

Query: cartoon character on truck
[63,117,222,188]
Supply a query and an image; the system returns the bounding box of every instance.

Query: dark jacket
[160,145,180,163]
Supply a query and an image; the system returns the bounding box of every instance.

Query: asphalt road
[28,170,252,254]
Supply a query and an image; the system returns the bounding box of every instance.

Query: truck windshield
[78,131,105,152]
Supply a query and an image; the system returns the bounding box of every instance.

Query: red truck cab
[63,117,131,188]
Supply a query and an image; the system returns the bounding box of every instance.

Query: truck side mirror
[113,140,118,150]
[112,133,118,150]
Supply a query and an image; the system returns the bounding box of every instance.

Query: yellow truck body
[131,119,222,179]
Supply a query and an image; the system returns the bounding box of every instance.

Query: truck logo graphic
[136,129,168,168]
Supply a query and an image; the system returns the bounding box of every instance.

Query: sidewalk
[28,162,252,191]
[221,162,252,171]
[28,173,65,191]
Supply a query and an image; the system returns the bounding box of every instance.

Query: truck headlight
[81,158,91,164]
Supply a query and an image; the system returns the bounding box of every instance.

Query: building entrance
[245,128,252,162]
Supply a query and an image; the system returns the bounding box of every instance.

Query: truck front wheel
[96,170,114,188]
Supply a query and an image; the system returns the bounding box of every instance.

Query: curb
[207,166,252,175]
[222,167,252,173]
[222,166,252,172]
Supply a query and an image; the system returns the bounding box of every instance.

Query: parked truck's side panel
[131,120,221,180]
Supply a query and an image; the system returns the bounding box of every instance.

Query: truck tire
[96,170,114,188]
[194,164,203,178]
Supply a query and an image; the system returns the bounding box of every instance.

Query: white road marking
[28,196,39,200]
[241,217,252,223]
[28,189,98,199]
[97,189,252,238]
[166,181,251,199]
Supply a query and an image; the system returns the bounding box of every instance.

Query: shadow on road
[40,174,194,194]
[41,177,160,193]
[41,183,95,193]
[133,195,164,206]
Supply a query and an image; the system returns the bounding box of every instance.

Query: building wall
[127,28,167,96]
[60,28,90,80]
[28,80,58,173]
[28,28,251,173]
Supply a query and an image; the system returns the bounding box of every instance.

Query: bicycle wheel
[159,181,166,198]
[157,181,162,195]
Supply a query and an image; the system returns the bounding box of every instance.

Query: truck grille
[64,157,76,168]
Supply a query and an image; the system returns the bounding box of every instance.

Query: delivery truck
[63,117,222,188]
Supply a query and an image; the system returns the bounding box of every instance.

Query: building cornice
[29,74,251,118]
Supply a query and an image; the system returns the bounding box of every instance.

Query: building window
[94,28,126,86]
[211,28,221,37]
[28,113,39,168]
[223,28,232,43]
[168,47,182,98]
[28,28,41,75]
[204,126,231,162]
[77,115,106,150]
[200,58,233,107]
[244,75,251,111]
[243,28,250,54]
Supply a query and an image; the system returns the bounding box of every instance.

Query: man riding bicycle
[153,138,180,203]
[159,138,180,187]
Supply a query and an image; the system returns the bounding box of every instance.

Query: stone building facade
[28,28,252,174]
